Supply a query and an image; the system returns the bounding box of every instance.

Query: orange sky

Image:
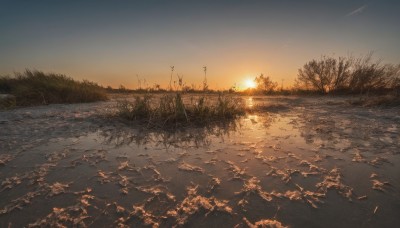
[1,1,399,90]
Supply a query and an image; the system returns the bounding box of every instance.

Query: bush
[116,95,152,120]
[0,94,16,109]
[254,74,278,94]
[296,56,351,94]
[0,70,107,106]
[348,54,392,94]
[296,54,400,95]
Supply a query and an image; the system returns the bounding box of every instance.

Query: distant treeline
[109,53,400,96]
[1,53,399,108]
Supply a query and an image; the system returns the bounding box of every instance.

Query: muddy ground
[0,96,399,227]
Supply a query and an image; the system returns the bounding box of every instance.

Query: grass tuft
[115,93,245,128]
[116,95,152,120]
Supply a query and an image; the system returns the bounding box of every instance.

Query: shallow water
[1,96,399,227]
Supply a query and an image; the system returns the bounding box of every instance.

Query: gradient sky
[1,0,400,89]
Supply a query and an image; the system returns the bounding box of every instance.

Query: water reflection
[246,97,254,109]
[1,97,399,227]
[99,120,241,148]
[298,105,400,155]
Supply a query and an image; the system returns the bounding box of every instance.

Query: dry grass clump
[115,93,245,127]
[116,95,152,120]
[0,70,107,107]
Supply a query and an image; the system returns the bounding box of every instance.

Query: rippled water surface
[1,96,399,227]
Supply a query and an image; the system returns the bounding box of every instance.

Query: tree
[153,84,161,91]
[296,56,352,94]
[348,54,394,94]
[254,74,277,93]
[119,85,127,93]
[389,64,400,93]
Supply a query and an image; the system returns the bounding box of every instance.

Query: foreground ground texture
[0,96,399,227]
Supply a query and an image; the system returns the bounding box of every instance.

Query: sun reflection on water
[246,97,254,108]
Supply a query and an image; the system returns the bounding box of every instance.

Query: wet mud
[1,96,399,227]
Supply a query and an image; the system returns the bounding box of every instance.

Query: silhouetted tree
[297,53,400,94]
[389,64,400,94]
[348,54,394,94]
[254,74,277,94]
[297,56,352,93]
[153,84,161,91]
[119,85,127,93]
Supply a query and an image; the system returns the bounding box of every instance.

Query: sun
[245,79,256,89]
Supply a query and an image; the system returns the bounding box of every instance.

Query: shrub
[254,74,278,94]
[296,54,400,95]
[0,70,107,106]
[116,95,152,120]
[0,94,16,109]
[296,56,352,94]
[348,54,393,94]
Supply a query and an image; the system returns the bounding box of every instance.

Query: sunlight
[245,79,256,89]
[246,97,254,108]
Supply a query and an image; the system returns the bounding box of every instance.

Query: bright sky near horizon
[1,0,400,89]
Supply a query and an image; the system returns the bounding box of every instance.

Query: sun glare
[245,79,256,89]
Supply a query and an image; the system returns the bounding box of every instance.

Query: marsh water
[1,96,399,227]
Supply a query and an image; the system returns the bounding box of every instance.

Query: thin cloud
[346,4,368,17]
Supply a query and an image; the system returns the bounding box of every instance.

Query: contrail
[346,4,368,17]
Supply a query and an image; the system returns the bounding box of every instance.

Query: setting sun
[2,1,400,227]
[245,79,256,89]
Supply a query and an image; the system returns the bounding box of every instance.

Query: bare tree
[348,54,392,94]
[153,83,161,91]
[388,64,400,94]
[254,74,277,93]
[297,56,352,93]
[296,53,400,94]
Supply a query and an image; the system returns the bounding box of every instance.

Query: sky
[1,0,400,90]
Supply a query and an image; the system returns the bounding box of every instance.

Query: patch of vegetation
[115,93,245,128]
[254,74,278,94]
[0,94,16,109]
[295,53,400,95]
[0,70,107,107]
[347,94,400,107]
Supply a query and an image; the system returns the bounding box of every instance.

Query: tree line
[251,53,400,95]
